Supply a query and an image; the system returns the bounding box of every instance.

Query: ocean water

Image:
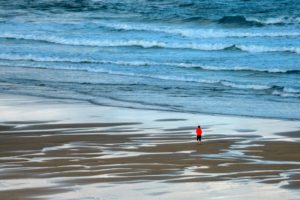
[0,0,299,119]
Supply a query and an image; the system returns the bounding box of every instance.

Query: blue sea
[0,0,299,119]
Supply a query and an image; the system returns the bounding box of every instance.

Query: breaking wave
[1,59,299,98]
[217,15,300,26]
[0,53,299,74]
[98,22,300,38]
[1,34,300,54]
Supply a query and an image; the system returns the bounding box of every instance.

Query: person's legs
[197,136,201,143]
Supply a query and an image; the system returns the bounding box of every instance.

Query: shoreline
[3,88,300,122]
[0,93,300,135]
[1,64,300,121]
[0,94,300,199]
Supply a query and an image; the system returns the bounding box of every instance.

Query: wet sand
[0,94,300,199]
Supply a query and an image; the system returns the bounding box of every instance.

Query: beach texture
[0,95,299,199]
[1,1,300,199]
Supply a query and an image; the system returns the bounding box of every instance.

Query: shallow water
[1,179,300,200]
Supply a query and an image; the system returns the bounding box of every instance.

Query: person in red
[196,125,203,143]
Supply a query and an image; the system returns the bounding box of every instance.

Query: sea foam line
[247,16,300,25]
[0,53,298,74]
[1,33,300,54]
[99,22,300,38]
[2,60,299,97]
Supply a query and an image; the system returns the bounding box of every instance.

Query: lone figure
[196,125,203,144]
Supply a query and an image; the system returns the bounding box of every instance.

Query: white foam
[0,56,296,75]
[271,86,300,98]
[283,87,300,93]
[0,56,279,91]
[221,81,271,90]
[272,90,300,98]
[249,16,300,25]
[2,33,299,53]
[99,22,300,38]
[237,45,300,54]
[186,65,295,73]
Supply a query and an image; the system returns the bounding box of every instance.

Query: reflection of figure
[196,125,203,144]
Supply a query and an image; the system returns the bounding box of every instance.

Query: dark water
[0,0,299,119]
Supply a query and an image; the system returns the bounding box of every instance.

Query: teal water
[0,0,299,119]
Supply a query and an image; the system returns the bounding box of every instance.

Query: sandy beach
[1,1,300,199]
[0,94,299,200]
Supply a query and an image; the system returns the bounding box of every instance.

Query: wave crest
[99,22,300,38]
[217,15,300,26]
[1,57,299,98]
[221,81,270,90]
[1,33,300,54]
[218,16,263,26]
[272,88,300,98]
[0,53,299,74]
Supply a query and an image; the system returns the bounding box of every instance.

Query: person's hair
[198,125,200,128]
